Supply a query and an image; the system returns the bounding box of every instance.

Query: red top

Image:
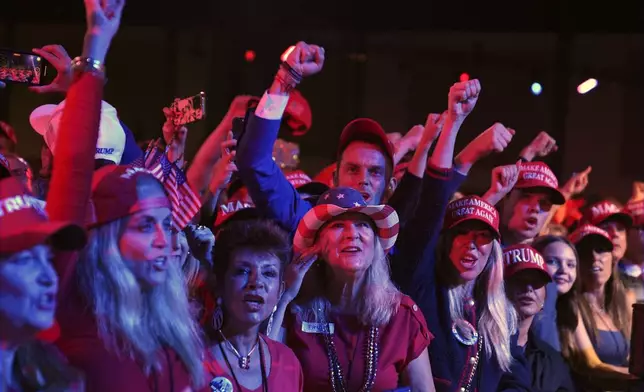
[46,73,192,391]
[198,336,303,392]
[285,295,432,392]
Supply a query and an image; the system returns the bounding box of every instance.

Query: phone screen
[231,117,245,150]
[0,49,47,85]
[170,92,206,126]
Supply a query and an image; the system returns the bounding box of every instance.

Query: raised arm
[391,80,480,291]
[453,122,515,175]
[47,0,123,291]
[236,42,324,234]
[186,96,251,194]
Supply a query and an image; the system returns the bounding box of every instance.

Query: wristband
[518,156,529,163]
[71,56,106,76]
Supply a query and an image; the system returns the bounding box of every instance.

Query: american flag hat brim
[293,204,399,255]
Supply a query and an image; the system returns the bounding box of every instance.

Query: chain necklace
[217,338,269,392]
[218,330,260,370]
[323,326,379,392]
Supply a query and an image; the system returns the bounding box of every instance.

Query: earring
[212,297,224,331]
[266,305,278,337]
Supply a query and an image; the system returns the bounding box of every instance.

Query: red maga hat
[515,162,566,205]
[443,196,501,238]
[0,177,86,253]
[583,200,633,228]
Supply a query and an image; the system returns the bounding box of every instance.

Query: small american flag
[131,142,201,229]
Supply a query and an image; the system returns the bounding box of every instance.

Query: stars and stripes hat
[293,187,399,254]
[88,165,172,228]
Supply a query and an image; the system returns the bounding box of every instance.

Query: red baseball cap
[284,90,312,136]
[213,197,257,230]
[443,195,501,238]
[583,200,633,228]
[0,152,9,179]
[337,118,395,164]
[625,199,644,227]
[88,165,171,228]
[0,177,86,253]
[312,163,336,188]
[514,162,566,205]
[569,224,614,250]
[284,169,329,197]
[503,244,552,283]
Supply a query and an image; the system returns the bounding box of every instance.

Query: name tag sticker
[302,322,334,334]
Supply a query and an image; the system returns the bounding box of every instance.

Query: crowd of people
[1,1,643,391]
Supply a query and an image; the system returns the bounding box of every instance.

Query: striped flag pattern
[131,142,201,229]
[293,187,399,255]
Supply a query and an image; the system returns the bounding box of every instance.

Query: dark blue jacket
[530,282,561,352]
[236,112,423,235]
[390,165,533,392]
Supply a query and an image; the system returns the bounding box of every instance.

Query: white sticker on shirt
[302,322,334,334]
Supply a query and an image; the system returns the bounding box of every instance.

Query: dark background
[1,0,643,200]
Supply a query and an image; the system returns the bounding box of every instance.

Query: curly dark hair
[212,219,291,282]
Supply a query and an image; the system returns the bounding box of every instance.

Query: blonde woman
[270,187,435,391]
[53,165,205,392]
[389,78,530,391]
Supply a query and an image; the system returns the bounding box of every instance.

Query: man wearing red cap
[500,161,566,246]
[236,42,447,235]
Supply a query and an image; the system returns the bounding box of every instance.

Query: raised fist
[448,79,481,121]
[284,41,325,77]
[522,131,557,161]
[484,162,521,205]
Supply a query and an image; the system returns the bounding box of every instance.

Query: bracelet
[70,56,106,76]
[275,62,302,92]
[518,156,529,163]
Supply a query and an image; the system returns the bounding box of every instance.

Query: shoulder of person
[397,295,428,327]
[262,335,302,370]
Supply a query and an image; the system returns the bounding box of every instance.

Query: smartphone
[0,49,50,85]
[170,91,206,126]
[230,117,245,152]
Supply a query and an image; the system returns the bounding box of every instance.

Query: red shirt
[199,336,303,392]
[285,295,432,392]
[46,74,193,392]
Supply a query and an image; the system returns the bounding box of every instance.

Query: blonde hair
[77,217,204,387]
[440,237,517,372]
[292,238,402,327]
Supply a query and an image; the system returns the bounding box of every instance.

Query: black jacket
[524,330,575,392]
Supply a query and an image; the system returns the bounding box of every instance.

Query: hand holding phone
[170,92,207,126]
[0,49,51,86]
[29,45,73,94]
[230,117,246,152]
